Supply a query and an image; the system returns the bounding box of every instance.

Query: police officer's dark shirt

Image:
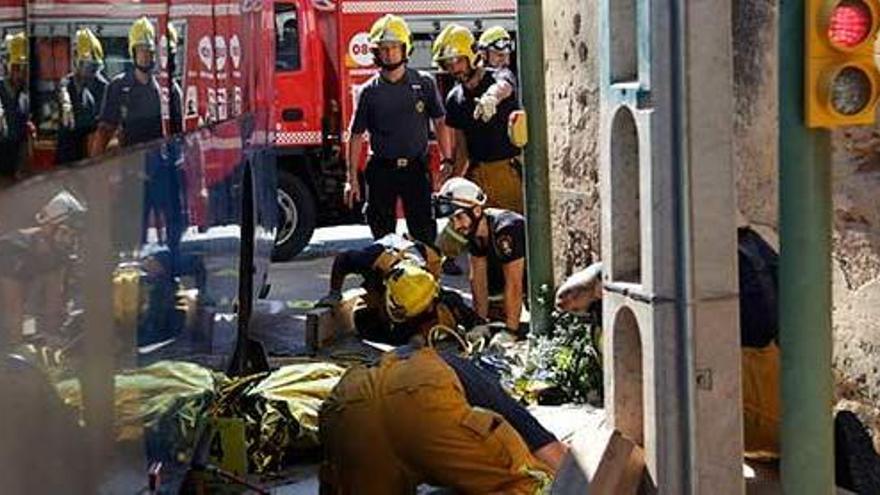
[445,68,520,163]
[0,80,29,177]
[388,343,557,453]
[469,208,527,296]
[99,70,163,147]
[56,72,108,164]
[350,68,445,160]
[440,351,557,452]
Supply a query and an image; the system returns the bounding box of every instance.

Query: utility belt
[369,154,427,170]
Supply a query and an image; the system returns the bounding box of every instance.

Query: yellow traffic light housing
[807,0,880,127]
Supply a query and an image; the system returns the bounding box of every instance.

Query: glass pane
[0,1,28,187]
[274,3,300,71]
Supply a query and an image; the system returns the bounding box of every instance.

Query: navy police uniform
[351,69,445,245]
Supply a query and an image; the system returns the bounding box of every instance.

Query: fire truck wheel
[273,173,316,261]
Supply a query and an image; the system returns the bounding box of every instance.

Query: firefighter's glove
[473,93,499,122]
[316,289,342,307]
[60,87,75,129]
[465,324,493,344]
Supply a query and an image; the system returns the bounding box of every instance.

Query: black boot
[835,410,880,495]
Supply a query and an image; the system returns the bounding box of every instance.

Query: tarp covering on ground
[53,359,345,474]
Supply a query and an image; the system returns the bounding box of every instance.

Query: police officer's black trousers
[364,157,437,246]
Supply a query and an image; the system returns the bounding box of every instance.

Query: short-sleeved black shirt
[445,68,520,163]
[350,68,445,160]
[56,72,108,164]
[469,208,527,296]
[98,70,163,147]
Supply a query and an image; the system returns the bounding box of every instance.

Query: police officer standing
[56,28,108,165]
[0,32,32,184]
[90,17,165,154]
[433,24,524,214]
[346,14,454,247]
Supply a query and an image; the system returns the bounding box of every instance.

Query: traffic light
[806,0,880,127]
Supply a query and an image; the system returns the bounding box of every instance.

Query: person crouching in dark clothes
[317,233,479,345]
[319,262,568,495]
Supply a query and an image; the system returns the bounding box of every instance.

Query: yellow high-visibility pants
[319,348,551,494]
[467,158,524,214]
[742,343,781,458]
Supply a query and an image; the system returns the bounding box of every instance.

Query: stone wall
[543,0,880,414]
[542,0,601,282]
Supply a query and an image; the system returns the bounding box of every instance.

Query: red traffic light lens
[828,0,874,49]
[830,66,873,115]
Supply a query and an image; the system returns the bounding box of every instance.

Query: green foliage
[523,310,603,406]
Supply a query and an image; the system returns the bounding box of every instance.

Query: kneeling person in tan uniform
[320,263,565,494]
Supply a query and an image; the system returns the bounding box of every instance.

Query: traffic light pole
[517,0,554,335]
[779,0,834,492]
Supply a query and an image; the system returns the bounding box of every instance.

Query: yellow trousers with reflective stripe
[742,343,781,458]
[467,158,524,214]
[319,348,551,494]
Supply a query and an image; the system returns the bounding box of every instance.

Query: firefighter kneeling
[317,233,485,345]
[319,262,562,494]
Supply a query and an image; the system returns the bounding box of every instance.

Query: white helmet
[35,191,87,225]
[434,178,486,218]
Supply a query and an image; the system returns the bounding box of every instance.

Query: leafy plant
[523,310,603,406]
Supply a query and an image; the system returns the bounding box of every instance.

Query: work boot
[442,258,463,276]
[835,410,880,495]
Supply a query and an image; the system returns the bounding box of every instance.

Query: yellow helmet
[166,22,179,54]
[432,24,476,68]
[4,32,27,68]
[74,28,104,65]
[385,262,439,323]
[477,26,513,53]
[128,16,156,59]
[368,14,412,56]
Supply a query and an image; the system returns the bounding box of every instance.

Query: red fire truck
[270,0,517,259]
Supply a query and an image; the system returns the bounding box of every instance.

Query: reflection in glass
[90,17,165,155]
[55,28,109,164]
[275,3,301,71]
[0,30,30,185]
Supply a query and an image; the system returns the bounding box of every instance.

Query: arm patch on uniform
[496,234,514,258]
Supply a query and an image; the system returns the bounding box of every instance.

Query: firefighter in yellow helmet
[346,14,453,250]
[316,233,484,345]
[0,32,31,182]
[433,24,525,214]
[477,26,514,70]
[91,17,165,154]
[165,22,183,135]
[56,28,109,165]
[319,261,566,495]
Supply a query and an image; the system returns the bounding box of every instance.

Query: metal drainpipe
[778,0,834,493]
[516,0,555,335]
[669,0,697,492]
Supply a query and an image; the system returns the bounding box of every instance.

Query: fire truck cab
[270,0,516,260]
